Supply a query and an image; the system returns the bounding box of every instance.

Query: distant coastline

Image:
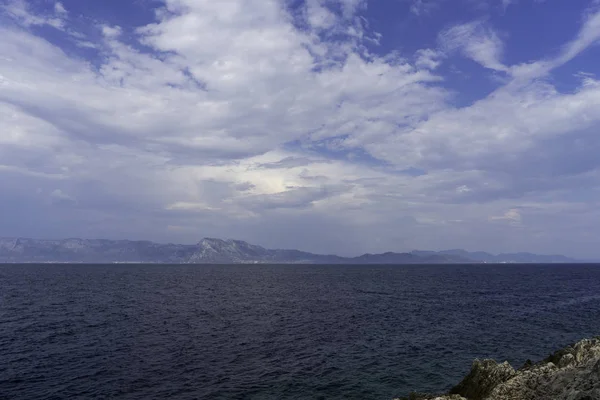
[0,237,585,264]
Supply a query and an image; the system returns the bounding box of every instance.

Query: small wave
[355,289,393,296]
[556,295,600,307]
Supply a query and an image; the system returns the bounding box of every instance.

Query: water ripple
[0,264,599,399]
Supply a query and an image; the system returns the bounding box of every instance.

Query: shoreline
[396,336,600,400]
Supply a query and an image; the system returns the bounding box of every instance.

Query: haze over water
[2,264,600,400]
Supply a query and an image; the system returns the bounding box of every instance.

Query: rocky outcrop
[397,337,600,400]
[449,360,516,399]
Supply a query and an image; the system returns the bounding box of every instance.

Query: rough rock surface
[449,360,516,399]
[396,337,600,400]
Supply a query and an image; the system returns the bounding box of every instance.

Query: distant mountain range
[411,249,579,264]
[0,237,584,264]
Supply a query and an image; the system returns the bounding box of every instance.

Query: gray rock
[400,337,600,400]
[488,337,600,400]
[449,360,516,400]
[394,393,467,400]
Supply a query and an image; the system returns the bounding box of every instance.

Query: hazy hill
[0,237,581,264]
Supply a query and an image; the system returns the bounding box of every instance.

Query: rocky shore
[397,337,600,400]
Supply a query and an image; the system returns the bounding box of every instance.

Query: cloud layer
[2,0,600,257]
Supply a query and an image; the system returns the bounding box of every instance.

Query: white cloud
[2,0,66,29]
[75,41,98,49]
[305,0,338,30]
[440,20,508,71]
[509,8,600,80]
[166,202,221,212]
[337,0,367,18]
[2,1,600,256]
[555,8,600,65]
[50,189,77,205]
[490,209,522,224]
[501,0,517,11]
[415,48,444,70]
[54,2,67,16]
[409,0,442,16]
[101,25,122,38]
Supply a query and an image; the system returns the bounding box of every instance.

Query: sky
[1,0,600,257]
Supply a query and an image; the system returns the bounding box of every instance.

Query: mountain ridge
[0,237,583,264]
[410,249,578,264]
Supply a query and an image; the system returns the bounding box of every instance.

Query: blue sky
[2,0,600,257]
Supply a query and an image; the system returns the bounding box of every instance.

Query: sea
[1,264,600,400]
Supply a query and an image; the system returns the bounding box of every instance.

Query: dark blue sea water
[1,264,600,400]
